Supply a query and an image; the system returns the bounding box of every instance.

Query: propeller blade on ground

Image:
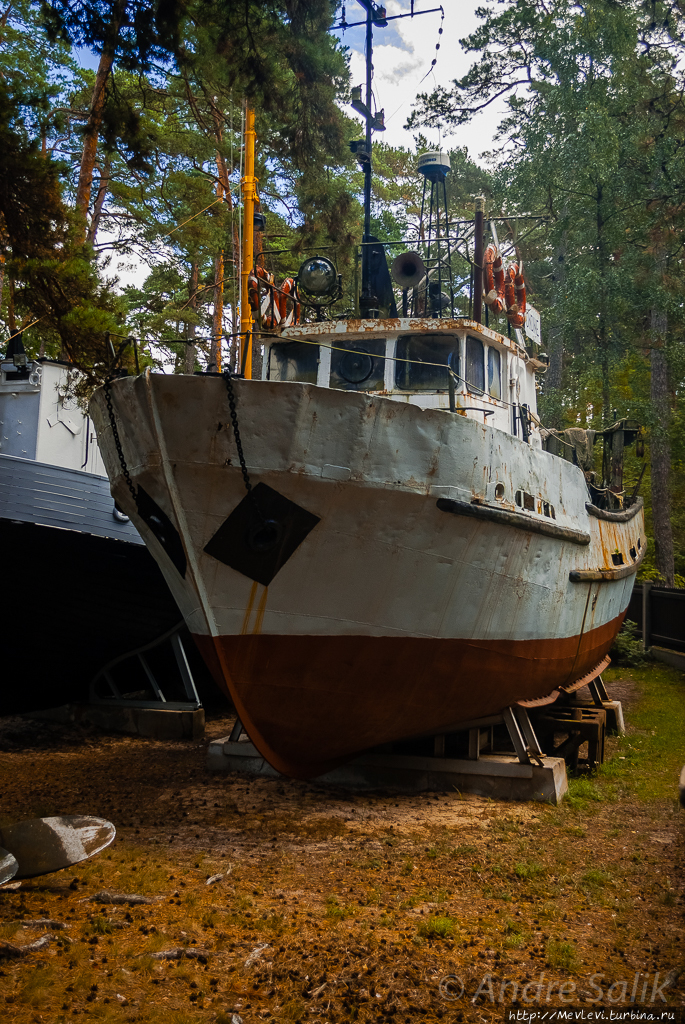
[0,846,18,885]
[0,816,116,880]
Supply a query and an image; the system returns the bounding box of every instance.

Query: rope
[160,198,224,238]
[104,328,571,440]
[254,332,529,413]
[106,328,533,414]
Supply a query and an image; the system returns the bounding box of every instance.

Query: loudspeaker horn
[391,251,426,289]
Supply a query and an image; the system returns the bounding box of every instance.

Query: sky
[334,0,504,158]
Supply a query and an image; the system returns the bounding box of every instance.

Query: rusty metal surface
[586,498,644,522]
[280,316,527,360]
[0,816,116,880]
[570,542,646,582]
[437,496,590,545]
[558,655,612,694]
[195,620,623,778]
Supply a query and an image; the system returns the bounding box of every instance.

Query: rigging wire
[161,198,223,238]
[105,328,572,443]
[417,5,445,85]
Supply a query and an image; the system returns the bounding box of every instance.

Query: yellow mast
[240,107,256,379]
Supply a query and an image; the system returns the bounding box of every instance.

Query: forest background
[0,0,683,587]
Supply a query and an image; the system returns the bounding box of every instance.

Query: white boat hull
[90,373,644,778]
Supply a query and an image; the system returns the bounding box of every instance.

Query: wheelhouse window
[330,339,385,391]
[488,347,501,399]
[465,336,485,394]
[394,334,459,391]
[267,341,319,384]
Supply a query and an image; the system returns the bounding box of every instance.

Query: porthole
[495,483,505,501]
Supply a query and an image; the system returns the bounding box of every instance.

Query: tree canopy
[1,0,684,583]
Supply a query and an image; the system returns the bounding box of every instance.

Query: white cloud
[340,0,506,160]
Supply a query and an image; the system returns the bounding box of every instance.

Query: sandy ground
[0,676,683,1023]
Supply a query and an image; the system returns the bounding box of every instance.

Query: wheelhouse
[263,318,543,445]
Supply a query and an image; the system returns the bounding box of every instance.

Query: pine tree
[409,0,685,584]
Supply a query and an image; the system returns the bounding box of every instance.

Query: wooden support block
[531,707,606,768]
[468,728,480,760]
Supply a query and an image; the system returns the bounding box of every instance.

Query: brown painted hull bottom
[194,614,624,780]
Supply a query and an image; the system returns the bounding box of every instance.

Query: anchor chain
[222,369,253,497]
[103,375,138,510]
[223,369,281,551]
[223,368,265,524]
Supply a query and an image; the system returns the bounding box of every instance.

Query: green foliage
[417,915,455,940]
[566,777,603,808]
[546,939,579,972]
[409,0,685,579]
[0,73,121,376]
[610,621,649,666]
[581,868,612,890]
[513,860,546,880]
[603,663,685,801]
[0,0,358,379]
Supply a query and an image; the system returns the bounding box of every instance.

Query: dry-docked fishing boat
[90,310,645,779]
[89,6,644,778]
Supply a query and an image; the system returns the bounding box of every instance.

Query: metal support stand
[532,707,606,770]
[501,706,545,766]
[170,632,201,705]
[589,675,610,705]
[563,674,624,735]
[229,718,244,743]
[90,623,201,710]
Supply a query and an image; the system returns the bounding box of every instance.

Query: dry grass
[0,665,684,1022]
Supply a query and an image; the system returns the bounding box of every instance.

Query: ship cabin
[262,317,545,447]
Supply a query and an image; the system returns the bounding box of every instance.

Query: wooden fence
[625,583,685,652]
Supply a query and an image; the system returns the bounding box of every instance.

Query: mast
[338,1,442,316]
[240,107,256,378]
[361,5,373,309]
[473,197,484,324]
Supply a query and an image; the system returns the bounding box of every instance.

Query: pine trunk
[86,156,111,244]
[74,0,125,243]
[209,140,233,373]
[649,309,675,586]
[8,277,16,334]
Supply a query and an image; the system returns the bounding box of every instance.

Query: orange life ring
[248,271,259,313]
[483,243,505,314]
[505,262,525,328]
[277,277,300,326]
[255,267,280,329]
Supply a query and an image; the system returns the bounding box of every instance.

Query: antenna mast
[334,2,444,316]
